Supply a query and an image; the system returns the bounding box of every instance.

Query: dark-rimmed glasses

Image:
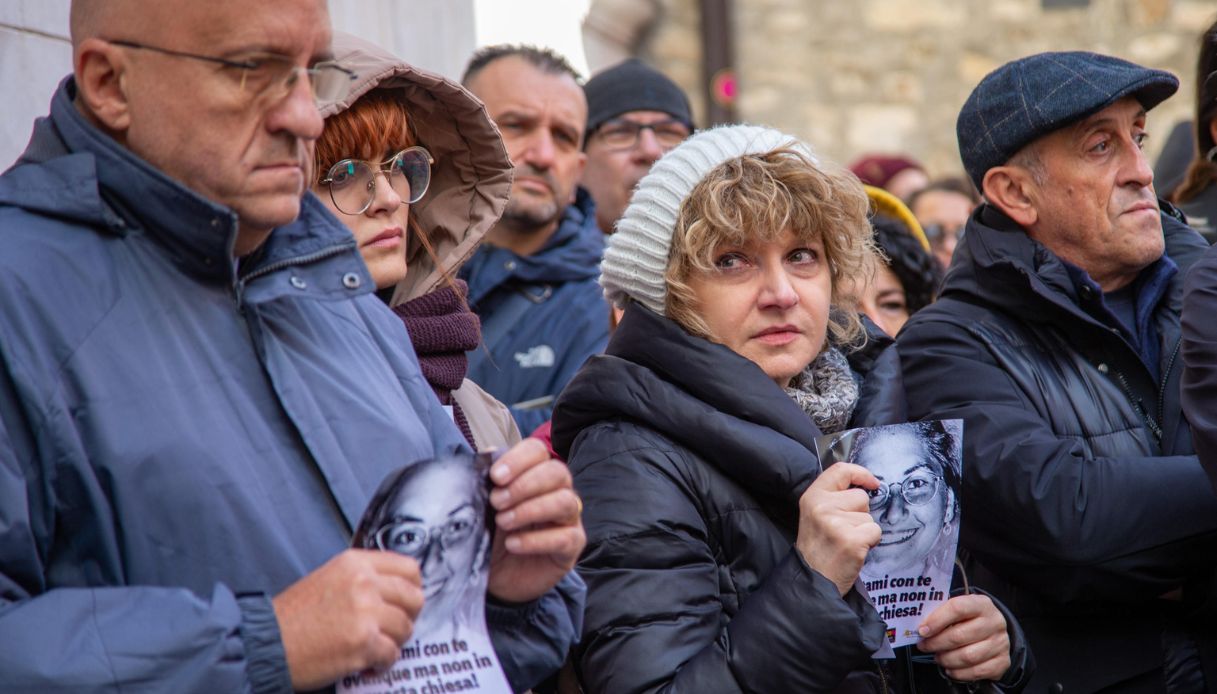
[592,118,690,151]
[373,510,479,558]
[867,471,941,511]
[320,147,434,215]
[106,39,356,104]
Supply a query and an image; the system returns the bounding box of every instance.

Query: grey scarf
[784,347,858,434]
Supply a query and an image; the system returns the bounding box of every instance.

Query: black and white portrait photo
[344,452,511,694]
[816,420,963,647]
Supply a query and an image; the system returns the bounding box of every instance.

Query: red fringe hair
[315,89,459,299]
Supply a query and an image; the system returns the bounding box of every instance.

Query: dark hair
[871,214,942,313]
[352,456,491,552]
[1173,19,1217,204]
[462,44,581,86]
[850,421,961,508]
[906,176,981,209]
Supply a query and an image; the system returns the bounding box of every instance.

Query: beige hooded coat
[319,33,521,451]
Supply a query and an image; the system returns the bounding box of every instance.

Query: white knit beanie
[600,124,816,314]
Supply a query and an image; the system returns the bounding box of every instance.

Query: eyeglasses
[867,471,941,511]
[592,118,690,151]
[320,147,434,215]
[106,39,356,104]
[922,223,965,248]
[373,511,479,557]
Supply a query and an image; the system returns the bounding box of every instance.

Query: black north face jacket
[552,304,1031,693]
[896,204,1217,692]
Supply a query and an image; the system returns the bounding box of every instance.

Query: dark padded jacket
[896,203,1217,692]
[552,304,1032,693]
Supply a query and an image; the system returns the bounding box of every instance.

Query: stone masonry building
[585,0,1217,179]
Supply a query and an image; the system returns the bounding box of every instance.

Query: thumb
[817,462,880,492]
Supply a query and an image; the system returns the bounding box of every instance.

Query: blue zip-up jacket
[0,78,582,693]
[461,189,610,434]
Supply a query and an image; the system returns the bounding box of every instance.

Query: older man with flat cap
[893,51,1217,692]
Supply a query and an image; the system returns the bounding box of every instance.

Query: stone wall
[608,0,1217,178]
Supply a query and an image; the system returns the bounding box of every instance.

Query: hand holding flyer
[340,452,513,694]
[816,420,963,648]
[795,462,881,597]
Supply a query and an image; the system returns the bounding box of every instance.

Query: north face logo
[514,345,555,368]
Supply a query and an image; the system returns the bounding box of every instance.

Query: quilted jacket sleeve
[568,424,882,694]
[897,311,1217,604]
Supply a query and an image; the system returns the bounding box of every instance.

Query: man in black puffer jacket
[896,51,1217,692]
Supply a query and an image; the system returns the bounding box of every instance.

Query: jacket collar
[48,77,242,282]
[462,188,603,305]
[553,302,828,511]
[945,203,1203,331]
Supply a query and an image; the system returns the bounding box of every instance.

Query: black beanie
[583,59,694,136]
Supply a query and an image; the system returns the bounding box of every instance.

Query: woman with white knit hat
[550,124,1031,692]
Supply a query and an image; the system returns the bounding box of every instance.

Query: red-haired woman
[310,32,584,691]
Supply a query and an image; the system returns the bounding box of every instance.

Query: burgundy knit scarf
[391,280,482,449]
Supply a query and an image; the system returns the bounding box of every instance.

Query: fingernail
[497,511,515,528]
[490,489,510,508]
[491,464,510,483]
[506,536,522,552]
[918,625,930,637]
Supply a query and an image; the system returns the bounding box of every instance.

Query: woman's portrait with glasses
[353,453,493,641]
[826,420,962,578]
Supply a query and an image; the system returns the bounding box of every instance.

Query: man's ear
[74,38,133,133]
[982,165,1038,228]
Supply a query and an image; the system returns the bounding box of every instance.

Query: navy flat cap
[957,51,1178,190]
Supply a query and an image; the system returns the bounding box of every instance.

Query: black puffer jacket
[552,304,1031,693]
[896,204,1217,692]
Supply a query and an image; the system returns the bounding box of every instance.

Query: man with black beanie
[581,59,693,234]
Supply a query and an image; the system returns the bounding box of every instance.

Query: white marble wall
[0,4,73,168]
[0,2,476,168]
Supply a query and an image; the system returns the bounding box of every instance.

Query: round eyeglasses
[867,471,941,511]
[373,511,479,558]
[320,147,434,216]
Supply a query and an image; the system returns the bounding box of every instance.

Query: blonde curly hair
[664,147,878,350]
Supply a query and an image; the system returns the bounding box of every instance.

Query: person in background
[856,187,941,337]
[1170,17,1217,239]
[525,58,696,455]
[459,45,611,435]
[554,124,1031,693]
[907,177,979,271]
[0,3,582,688]
[849,153,930,201]
[580,58,694,236]
[1154,119,1195,202]
[898,50,1217,691]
